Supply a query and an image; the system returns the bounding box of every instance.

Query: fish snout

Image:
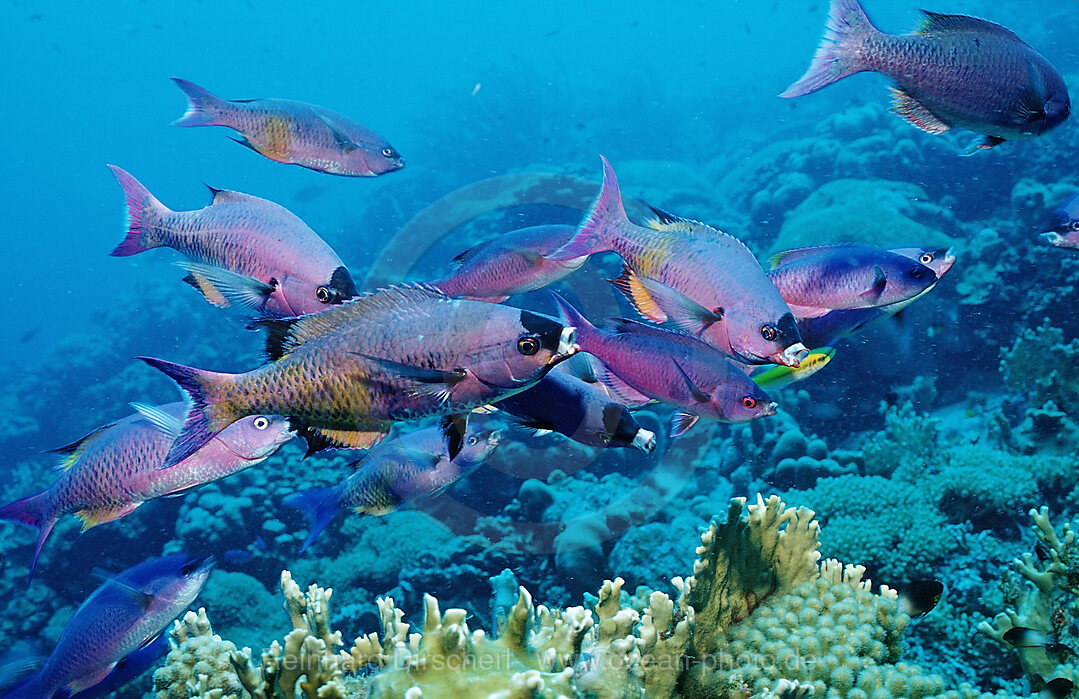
[775,342,809,368]
[763,401,779,416]
[1043,231,1066,247]
[632,428,657,454]
[555,326,579,360]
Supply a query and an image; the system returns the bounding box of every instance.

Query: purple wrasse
[428,224,587,302]
[171,78,403,176]
[767,244,937,317]
[4,553,212,699]
[548,157,807,367]
[108,166,358,317]
[0,402,292,581]
[551,293,776,439]
[141,285,577,468]
[284,422,501,552]
[782,0,1070,153]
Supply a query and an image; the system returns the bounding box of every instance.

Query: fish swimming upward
[427,224,588,302]
[0,402,293,581]
[284,422,501,551]
[142,284,577,468]
[1044,191,1079,250]
[3,553,212,699]
[171,78,403,176]
[548,157,807,367]
[782,0,1070,153]
[108,166,358,317]
[550,293,776,438]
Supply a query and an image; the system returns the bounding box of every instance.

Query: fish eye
[919,252,934,264]
[760,324,778,342]
[741,396,757,409]
[598,432,611,444]
[382,147,396,159]
[517,335,540,356]
[181,563,196,577]
[467,435,478,446]
[1071,221,1079,232]
[253,416,270,430]
[316,286,333,304]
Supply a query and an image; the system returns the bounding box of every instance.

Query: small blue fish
[1044,191,1079,250]
[4,554,212,699]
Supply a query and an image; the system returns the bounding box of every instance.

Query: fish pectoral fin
[299,425,387,457]
[91,567,155,608]
[47,421,119,470]
[960,135,1006,156]
[888,87,950,135]
[633,275,725,335]
[316,112,360,152]
[229,135,263,154]
[607,265,668,323]
[672,360,710,403]
[355,353,469,404]
[858,265,887,302]
[130,402,184,440]
[178,261,275,311]
[669,411,701,438]
[786,302,832,319]
[441,413,469,460]
[76,502,142,530]
[471,404,500,414]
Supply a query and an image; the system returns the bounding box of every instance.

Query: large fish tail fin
[0,492,57,583]
[137,357,241,469]
[546,155,625,262]
[548,292,598,347]
[107,165,169,257]
[282,487,341,553]
[780,0,877,98]
[170,78,229,127]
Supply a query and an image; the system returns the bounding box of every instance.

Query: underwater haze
[1,0,1079,697]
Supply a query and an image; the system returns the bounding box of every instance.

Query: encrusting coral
[152,495,1024,699]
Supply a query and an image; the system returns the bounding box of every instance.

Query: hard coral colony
[0,0,1076,698]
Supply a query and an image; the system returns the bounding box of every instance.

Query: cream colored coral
[152,608,245,699]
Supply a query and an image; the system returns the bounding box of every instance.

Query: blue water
[1,1,1077,696]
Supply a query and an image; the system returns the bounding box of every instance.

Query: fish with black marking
[141,285,577,467]
[1044,191,1079,250]
[108,166,358,317]
[171,78,403,176]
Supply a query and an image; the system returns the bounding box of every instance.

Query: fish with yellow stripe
[171,78,403,176]
[547,157,808,367]
[140,284,578,469]
[0,403,293,582]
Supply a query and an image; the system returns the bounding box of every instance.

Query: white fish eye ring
[253,416,270,430]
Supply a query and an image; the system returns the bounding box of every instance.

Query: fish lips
[772,342,809,368]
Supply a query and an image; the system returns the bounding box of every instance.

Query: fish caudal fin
[0,492,57,583]
[137,357,238,469]
[107,165,168,257]
[780,0,876,98]
[548,292,598,346]
[170,78,228,127]
[283,488,340,553]
[546,155,624,262]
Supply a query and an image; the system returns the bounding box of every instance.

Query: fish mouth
[632,428,657,453]
[1043,231,1066,247]
[551,326,579,364]
[773,343,809,368]
[762,401,779,416]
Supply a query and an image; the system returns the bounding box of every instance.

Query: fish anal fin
[76,502,142,530]
[888,88,950,135]
[300,426,387,456]
[961,135,1006,156]
[669,411,701,438]
[65,662,118,694]
[607,265,668,323]
[590,361,653,408]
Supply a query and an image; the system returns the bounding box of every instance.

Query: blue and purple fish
[2,553,212,699]
[783,0,1070,153]
[1044,191,1079,250]
[172,78,403,176]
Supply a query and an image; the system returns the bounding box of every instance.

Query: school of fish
[2,0,1071,695]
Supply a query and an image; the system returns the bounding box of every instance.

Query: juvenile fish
[783,0,1070,153]
[108,166,358,317]
[4,553,212,699]
[171,78,403,176]
[551,293,776,438]
[284,423,501,551]
[0,402,292,580]
[141,285,577,468]
[767,244,936,316]
[494,363,656,452]
[1043,191,1079,249]
[428,224,587,302]
[548,157,807,366]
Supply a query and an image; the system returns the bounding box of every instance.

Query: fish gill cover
[0,0,1077,697]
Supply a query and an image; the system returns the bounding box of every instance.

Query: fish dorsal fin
[47,423,117,470]
[888,88,951,135]
[768,244,867,269]
[450,245,480,269]
[915,11,1025,43]
[645,203,697,227]
[130,402,184,440]
[206,187,260,206]
[315,112,360,152]
[254,284,452,361]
